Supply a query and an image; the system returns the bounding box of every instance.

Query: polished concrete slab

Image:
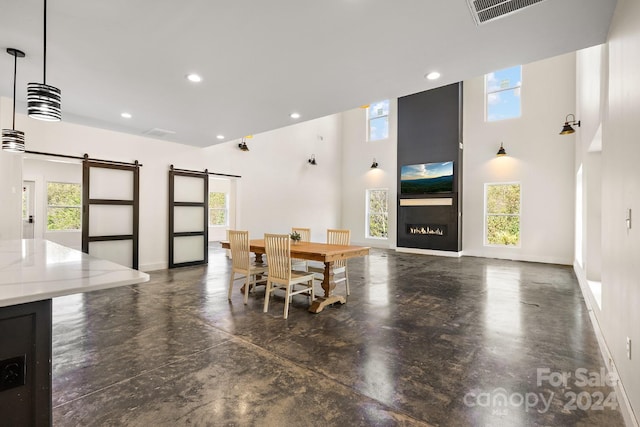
[52,247,625,426]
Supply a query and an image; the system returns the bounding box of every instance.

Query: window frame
[366,188,389,240]
[46,181,82,232]
[485,65,522,122]
[483,182,521,247]
[366,100,390,142]
[208,191,229,227]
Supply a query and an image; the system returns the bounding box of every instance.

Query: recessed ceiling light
[216,134,225,140]
[186,73,202,83]
[426,71,441,80]
[290,112,301,119]
[121,112,132,119]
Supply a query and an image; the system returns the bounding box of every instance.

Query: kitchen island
[0,239,149,426]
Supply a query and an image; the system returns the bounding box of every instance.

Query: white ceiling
[0,0,617,148]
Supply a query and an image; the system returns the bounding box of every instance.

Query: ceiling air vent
[467,0,548,25]
[142,128,176,138]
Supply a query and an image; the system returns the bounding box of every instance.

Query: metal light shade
[559,122,576,135]
[2,129,25,152]
[308,155,317,165]
[371,158,379,168]
[238,139,249,151]
[560,114,580,135]
[496,143,507,156]
[27,82,62,121]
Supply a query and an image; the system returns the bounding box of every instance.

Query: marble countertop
[0,239,150,307]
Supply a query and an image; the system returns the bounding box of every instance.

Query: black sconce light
[496,143,507,157]
[308,154,317,165]
[371,158,379,168]
[560,114,581,135]
[238,137,249,151]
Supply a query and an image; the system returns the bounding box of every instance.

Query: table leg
[254,253,264,265]
[308,261,346,313]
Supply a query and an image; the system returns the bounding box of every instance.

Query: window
[209,192,228,226]
[47,182,81,231]
[486,65,521,121]
[485,183,520,246]
[367,100,389,141]
[366,189,388,239]
[22,185,29,221]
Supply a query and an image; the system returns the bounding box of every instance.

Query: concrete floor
[52,246,625,426]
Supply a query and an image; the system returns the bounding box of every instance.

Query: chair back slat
[265,233,291,281]
[327,229,350,268]
[291,227,311,242]
[229,230,250,270]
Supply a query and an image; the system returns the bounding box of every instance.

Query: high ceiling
[0,0,617,147]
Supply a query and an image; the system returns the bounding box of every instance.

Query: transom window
[366,189,388,239]
[209,192,228,226]
[367,100,390,141]
[47,182,81,231]
[485,183,521,246]
[486,65,522,122]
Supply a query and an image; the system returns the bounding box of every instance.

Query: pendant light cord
[43,0,47,85]
[12,52,17,130]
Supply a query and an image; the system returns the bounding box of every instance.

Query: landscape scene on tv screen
[401,161,454,194]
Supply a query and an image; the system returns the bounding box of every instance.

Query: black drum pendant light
[28,0,62,121]
[2,48,26,153]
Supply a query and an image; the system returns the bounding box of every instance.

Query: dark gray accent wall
[397,83,463,251]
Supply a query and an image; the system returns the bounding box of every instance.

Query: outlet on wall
[0,355,26,392]
[626,337,632,360]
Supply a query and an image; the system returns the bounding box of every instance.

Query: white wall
[341,103,398,248]
[574,0,640,422]
[225,118,343,243]
[462,54,576,264]
[1,109,343,270]
[22,158,82,249]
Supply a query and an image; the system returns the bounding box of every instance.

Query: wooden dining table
[221,239,370,313]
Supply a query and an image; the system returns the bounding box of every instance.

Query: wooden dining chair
[263,233,315,319]
[291,227,311,271]
[308,228,351,295]
[227,230,267,304]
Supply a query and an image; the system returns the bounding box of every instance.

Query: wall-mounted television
[400,161,454,194]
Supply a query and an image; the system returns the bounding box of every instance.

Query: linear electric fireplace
[407,224,448,236]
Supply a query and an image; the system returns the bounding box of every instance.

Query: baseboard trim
[463,250,572,265]
[139,262,167,272]
[395,247,462,257]
[574,262,639,427]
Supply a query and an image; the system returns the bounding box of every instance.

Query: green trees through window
[367,189,388,238]
[485,183,520,246]
[209,192,228,226]
[47,182,81,231]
